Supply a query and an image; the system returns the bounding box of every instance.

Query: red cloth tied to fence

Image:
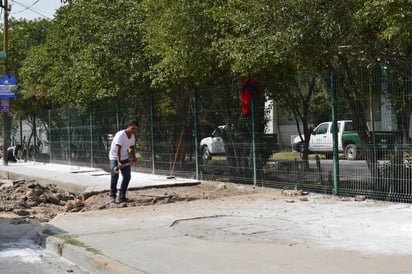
[240,78,261,115]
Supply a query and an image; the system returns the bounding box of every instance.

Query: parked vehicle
[200,126,226,160]
[200,125,278,160]
[292,120,396,160]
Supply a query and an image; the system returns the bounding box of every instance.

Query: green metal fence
[2,63,412,203]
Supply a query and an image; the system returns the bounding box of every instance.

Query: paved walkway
[0,161,198,193]
[1,162,412,274]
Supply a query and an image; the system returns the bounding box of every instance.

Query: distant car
[200,126,226,160]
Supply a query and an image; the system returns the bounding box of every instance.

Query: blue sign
[0,99,9,112]
[0,72,16,85]
[0,73,17,112]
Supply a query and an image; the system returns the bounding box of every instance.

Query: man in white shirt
[6,144,22,163]
[109,119,139,203]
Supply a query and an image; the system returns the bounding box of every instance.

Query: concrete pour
[46,193,412,274]
[171,197,412,254]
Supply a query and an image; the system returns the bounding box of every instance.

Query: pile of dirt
[0,180,78,222]
[0,179,271,223]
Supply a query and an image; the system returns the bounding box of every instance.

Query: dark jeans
[7,156,17,163]
[110,159,131,200]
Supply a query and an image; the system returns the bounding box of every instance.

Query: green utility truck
[292,120,396,160]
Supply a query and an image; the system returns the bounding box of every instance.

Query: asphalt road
[315,159,372,176]
[0,242,88,274]
[0,217,88,274]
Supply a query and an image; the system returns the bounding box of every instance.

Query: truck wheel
[202,146,212,161]
[299,149,304,159]
[345,144,357,160]
[299,147,308,160]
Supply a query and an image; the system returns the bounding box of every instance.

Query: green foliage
[7,19,51,74]
[140,0,226,88]
[354,0,412,58]
[2,0,411,144]
[9,0,411,112]
[20,0,147,107]
[0,19,52,112]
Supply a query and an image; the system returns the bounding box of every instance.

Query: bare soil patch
[0,178,287,223]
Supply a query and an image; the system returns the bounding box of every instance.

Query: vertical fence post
[90,106,94,168]
[330,69,340,195]
[193,89,200,180]
[67,108,71,166]
[2,112,7,166]
[19,115,22,148]
[33,112,37,162]
[116,101,120,131]
[150,94,156,174]
[48,109,52,163]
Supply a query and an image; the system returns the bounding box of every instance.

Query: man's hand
[128,150,140,164]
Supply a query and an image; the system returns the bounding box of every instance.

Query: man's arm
[116,144,122,167]
[129,145,137,163]
[13,147,19,160]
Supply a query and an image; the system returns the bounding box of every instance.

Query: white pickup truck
[200,125,279,160]
[200,126,226,160]
[292,120,361,160]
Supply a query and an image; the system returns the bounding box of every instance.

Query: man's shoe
[110,197,116,203]
[118,198,132,203]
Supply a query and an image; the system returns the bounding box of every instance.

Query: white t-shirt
[109,130,136,160]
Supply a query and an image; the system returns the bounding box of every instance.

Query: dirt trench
[0,178,284,223]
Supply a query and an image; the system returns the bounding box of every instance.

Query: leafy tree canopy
[9,0,412,112]
[20,0,147,107]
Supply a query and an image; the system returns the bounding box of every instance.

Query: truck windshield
[314,124,328,134]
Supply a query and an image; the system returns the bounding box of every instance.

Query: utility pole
[0,0,9,165]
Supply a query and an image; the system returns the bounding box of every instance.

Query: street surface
[0,242,88,274]
[2,162,412,274]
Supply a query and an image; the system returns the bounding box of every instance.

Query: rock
[13,209,31,216]
[26,201,39,207]
[238,186,248,191]
[299,197,309,202]
[27,182,38,189]
[12,179,25,186]
[65,199,85,212]
[39,194,48,203]
[217,183,227,189]
[282,189,307,196]
[354,195,366,201]
[47,193,61,205]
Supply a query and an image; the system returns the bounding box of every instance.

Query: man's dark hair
[127,119,139,127]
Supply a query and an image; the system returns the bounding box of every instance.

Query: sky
[8,0,63,20]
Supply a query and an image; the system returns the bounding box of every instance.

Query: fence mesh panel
[2,64,411,202]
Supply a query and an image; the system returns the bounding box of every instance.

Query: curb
[46,236,146,274]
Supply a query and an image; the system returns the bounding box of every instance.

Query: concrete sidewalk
[0,161,199,193]
[45,193,412,274]
[2,162,412,274]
